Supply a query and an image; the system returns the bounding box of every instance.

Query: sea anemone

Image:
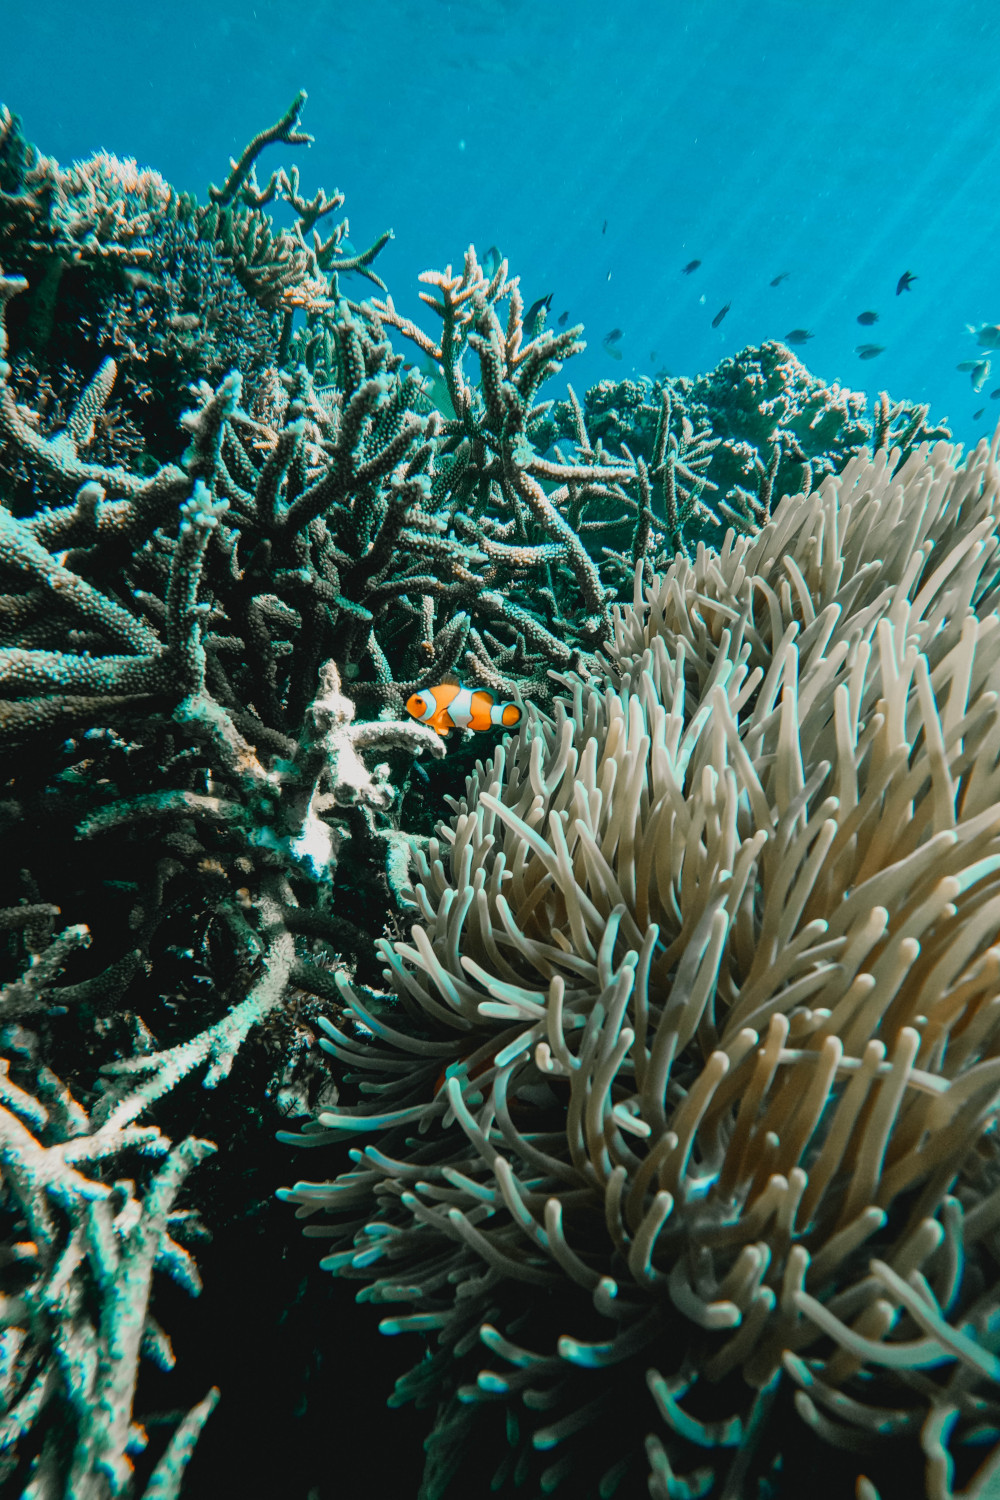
[281,435,1000,1499]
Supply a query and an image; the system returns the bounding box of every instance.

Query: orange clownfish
[405,673,522,737]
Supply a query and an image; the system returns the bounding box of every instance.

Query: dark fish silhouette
[896,270,917,294]
[712,302,731,328]
[990,388,1000,400]
[483,245,502,278]
[856,311,879,325]
[785,329,813,345]
[682,259,701,275]
[602,219,607,235]
[974,408,985,420]
[523,294,553,332]
[856,343,885,360]
[770,272,790,286]
[557,310,569,326]
[603,328,623,344]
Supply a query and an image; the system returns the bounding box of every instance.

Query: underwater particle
[974,407,985,420]
[967,322,1000,348]
[896,269,917,294]
[712,301,731,328]
[769,271,790,285]
[856,310,879,325]
[784,328,814,345]
[682,259,701,274]
[483,245,502,278]
[856,343,885,360]
[557,310,569,326]
[405,675,521,737]
[523,293,553,334]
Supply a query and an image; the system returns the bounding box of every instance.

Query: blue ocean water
[6,0,1000,456]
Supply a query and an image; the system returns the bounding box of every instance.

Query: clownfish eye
[406,691,434,720]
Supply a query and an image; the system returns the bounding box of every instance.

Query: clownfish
[405,673,521,737]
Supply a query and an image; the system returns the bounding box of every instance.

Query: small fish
[483,245,502,278]
[606,270,612,281]
[967,322,1000,349]
[682,259,701,275]
[603,328,623,344]
[974,408,985,420]
[523,293,553,333]
[770,272,790,286]
[605,345,623,361]
[990,388,1000,400]
[784,328,814,345]
[602,219,607,234]
[557,310,569,326]
[856,343,885,360]
[406,675,521,737]
[712,302,731,328]
[973,360,991,392]
[896,270,917,294]
[856,311,879,325]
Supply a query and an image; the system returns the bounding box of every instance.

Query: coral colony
[0,90,998,1500]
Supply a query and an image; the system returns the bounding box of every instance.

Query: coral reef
[281,437,1000,1499]
[1,90,990,1500]
[545,342,952,550]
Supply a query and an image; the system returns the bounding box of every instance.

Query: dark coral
[545,340,951,550]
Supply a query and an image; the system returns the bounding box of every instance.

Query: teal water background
[4,0,999,453]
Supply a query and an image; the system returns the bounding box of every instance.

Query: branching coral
[545,343,952,557]
[281,434,1000,1499]
[0,916,219,1499]
[0,94,391,481]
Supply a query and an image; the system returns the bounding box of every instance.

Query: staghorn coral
[0,911,219,1499]
[0,252,451,1487]
[281,434,1000,1499]
[0,94,392,481]
[545,342,951,556]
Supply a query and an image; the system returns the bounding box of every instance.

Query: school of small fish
[521,219,988,430]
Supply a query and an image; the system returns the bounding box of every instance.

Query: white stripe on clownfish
[445,686,476,728]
